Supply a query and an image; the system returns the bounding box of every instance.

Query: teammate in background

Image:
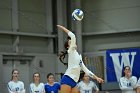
[136,77,140,93]
[29,72,45,93]
[77,72,99,93]
[7,69,25,93]
[57,25,104,93]
[119,66,137,93]
[44,73,60,93]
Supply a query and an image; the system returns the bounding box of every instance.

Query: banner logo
[106,49,140,82]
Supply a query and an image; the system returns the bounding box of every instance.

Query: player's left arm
[130,76,137,89]
[20,82,25,93]
[119,78,134,91]
[79,56,104,83]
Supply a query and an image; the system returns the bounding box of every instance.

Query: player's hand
[96,77,104,83]
[57,25,65,29]
[128,72,131,77]
[57,25,69,33]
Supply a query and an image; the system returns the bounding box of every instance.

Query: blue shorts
[60,75,77,88]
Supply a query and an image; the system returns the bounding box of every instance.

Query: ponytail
[58,36,71,64]
[59,51,68,63]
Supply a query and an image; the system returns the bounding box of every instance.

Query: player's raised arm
[57,25,76,47]
[57,25,69,34]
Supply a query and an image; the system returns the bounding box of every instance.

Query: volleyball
[72,9,84,21]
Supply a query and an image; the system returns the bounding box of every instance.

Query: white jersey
[30,83,45,93]
[7,80,25,93]
[64,31,94,82]
[119,76,137,93]
[136,78,140,87]
[77,81,99,93]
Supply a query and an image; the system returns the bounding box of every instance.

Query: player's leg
[137,87,140,93]
[71,87,79,93]
[60,84,71,93]
[60,75,77,93]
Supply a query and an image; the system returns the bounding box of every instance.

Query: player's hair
[124,66,130,70]
[59,36,71,62]
[11,69,19,80]
[33,72,40,77]
[47,73,54,79]
[80,71,85,79]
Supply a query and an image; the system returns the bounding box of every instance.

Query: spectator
[7,69,25,93]
[29,72,45,93]
[77,72,99,93]
[44,73,60,93]
[119,66,137,93]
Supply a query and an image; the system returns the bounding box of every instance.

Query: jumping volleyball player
[57,25,104,93]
